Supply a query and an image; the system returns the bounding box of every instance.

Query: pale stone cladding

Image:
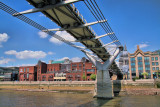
[128,45,160,79]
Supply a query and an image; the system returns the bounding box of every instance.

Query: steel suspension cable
[89,0,120,45]
[87,0,120,45]
[92,0,121,45]
[89,0,119,42]
[0,2,84,51]
[84,0,121,46]
[84,0,118,45]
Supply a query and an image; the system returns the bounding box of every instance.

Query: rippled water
[0,90,160,107]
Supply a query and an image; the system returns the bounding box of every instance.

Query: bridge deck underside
[27,0,121,74]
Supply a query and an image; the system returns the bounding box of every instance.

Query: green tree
[90,74,96,80]
[82,74,86,81]
[142,72,148,79]
[155,70,160,79]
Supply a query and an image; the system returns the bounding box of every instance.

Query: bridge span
[0,0,123,98]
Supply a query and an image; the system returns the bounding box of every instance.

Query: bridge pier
[94,69,113,98]
[83,46,123,98]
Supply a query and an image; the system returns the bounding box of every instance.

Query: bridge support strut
[82,46,123,99]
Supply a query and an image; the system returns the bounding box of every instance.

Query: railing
[70,3,97,37]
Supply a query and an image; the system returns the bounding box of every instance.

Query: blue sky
[0,0,160,67]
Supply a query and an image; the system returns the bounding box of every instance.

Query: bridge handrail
[70,3,97,37]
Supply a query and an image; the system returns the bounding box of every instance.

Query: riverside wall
[113,79,160,96]
[0,79,160,95]
[0,81,95,93]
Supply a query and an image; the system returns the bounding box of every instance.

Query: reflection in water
[0,90,160,107]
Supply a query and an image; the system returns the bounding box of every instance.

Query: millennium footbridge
[0,0,123,98]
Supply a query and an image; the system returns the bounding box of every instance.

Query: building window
[42,75,46,78]
[145,67,150,70]
[152,62,155,66]
[138,62,143,65]
[155,57,158,61]
[72,64,77,67]
[156,67,159,70]
[137,57,142,61]
[125,60,128,65]
[79,67,82,70]
[152,67,155,71]
[144,57,149,61]
[151,57,154,61]
[130,58,135,62]
[27,74,29,79]
[51,69,52,71]
[138,67,143,71]
[68,75,73,78]
[72,68,77,71]
[86,69,95,72]
[132,73,136,76]
[131,67,136,72]
[24,74,26,78]
[24,68,26,72]
[20,69,23,72]
[49,75,53,78]
[156,62,159,66]
[27,68,29,72]
[131,63,135,66]
[145,62,150,65]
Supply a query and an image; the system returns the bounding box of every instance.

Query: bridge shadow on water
[77,99,109,107]
[77,97,121,107]
[78,80,122,107]
[113,80,122,97]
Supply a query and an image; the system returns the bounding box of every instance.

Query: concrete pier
[83,46,123,98]
[94,70,113,98]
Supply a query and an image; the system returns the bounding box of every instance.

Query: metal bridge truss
[0,0,122,75]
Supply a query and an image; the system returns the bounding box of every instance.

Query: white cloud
[18,64,36,67]
[56,57,81,62]
[139,43,149,49]
[48,51,55,55]
[135,42,149,49]
[71,57,81,62]
[49,31,76,45]
[5,50,17,55]
[0,58,14,65]
[5,50,47,59]
[0,33,9,47]
[57,57,69,61]
[38,31,48,38]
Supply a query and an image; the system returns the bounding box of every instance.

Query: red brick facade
[85,62,97,81]
[19,66,37,81]
[19,59,97,81]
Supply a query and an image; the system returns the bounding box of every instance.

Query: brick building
[85,62,96,81]
[19,66,37,81]
[19,58,97,81]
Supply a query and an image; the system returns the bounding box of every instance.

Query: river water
[0,90,160,107]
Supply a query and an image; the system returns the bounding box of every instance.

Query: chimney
[137,45,140,49]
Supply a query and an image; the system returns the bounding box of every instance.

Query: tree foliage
[142,72,149,76]
[90,74,96,80]
[82,74,86,80]
[155,70,160,78]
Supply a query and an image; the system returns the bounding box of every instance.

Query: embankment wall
[0,79,160,95]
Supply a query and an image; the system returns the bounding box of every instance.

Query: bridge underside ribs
[1,0,123,99]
